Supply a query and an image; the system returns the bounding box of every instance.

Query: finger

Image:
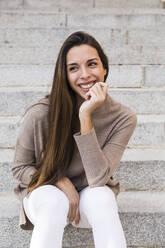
[69,203,77,223]
[85,89,96,100]
[90,83,106,97]
[97,82,108,87]
[102,83,109,94]
[75,208,80,226]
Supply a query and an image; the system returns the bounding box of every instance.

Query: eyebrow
[67,58,98,66]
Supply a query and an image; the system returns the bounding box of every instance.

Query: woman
[12,31,137,248]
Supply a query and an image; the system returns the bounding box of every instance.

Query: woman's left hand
[79,82,109,117]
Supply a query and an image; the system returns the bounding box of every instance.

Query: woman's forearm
[79,113,93,135]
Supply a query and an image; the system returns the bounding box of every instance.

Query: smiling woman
[12,31,137,248]
[66,45,107,99]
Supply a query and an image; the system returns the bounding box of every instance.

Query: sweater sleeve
[12,110,37,186]
[73,113,137,188]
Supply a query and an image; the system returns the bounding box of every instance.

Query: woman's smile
[78,80,97,92]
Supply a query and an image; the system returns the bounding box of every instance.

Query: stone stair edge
[0,148,165,163]
[0,114,165,121]
[0,191,165,219]
[0,86,165,91]
[1,8,165,14]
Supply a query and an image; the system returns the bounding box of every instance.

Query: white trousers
[23,185,126,248]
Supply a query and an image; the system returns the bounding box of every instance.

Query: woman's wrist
[79,113,93,135]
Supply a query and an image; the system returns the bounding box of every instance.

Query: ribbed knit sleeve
[73,114,137,188]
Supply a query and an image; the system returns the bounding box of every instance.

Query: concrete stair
[0,0,165,247]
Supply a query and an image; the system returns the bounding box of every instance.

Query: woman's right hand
[55,177,80,225]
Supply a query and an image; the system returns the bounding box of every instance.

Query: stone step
[1,148,165,192]
[0,88,164,115]
[0,0,163,10]
[0,65,165,88]
[1,9,165,29]
[0,8,165,29]
[95,0,163,9]
[0,191,165,247]
[1,44,165,65]
[1,27,165,47]
[0,0,164,10]
[0,115,165,148]
[1,147,164,163]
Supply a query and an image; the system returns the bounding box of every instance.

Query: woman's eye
[69,67,77,71]
[88,62,97,66]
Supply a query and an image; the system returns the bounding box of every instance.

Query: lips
[78,81,96,90]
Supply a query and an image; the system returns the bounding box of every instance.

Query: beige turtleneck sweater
[12,95,137,230]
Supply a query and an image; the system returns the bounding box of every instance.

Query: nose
[80,67,90,80]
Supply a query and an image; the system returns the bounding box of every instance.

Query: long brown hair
[27,31,109,193]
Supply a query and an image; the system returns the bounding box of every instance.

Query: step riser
[1,12,165,29]
[0,118,164,147]
[0,0,94,10]
[0,212,165,247]
[0,13,66,28]
[0,89,164,115]
[68,13,165,29]
[0,0,163,9]
[1,45,165,65]
[1,161,165,192]
[1,191,165,247]
[1,28,165,47]
[95,0,163,8]
[0,65,165,88]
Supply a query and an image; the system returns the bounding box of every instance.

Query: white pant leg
[78,186,127,248]
[23,185,69,248]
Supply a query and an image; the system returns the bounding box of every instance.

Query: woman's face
[66,44,107,100]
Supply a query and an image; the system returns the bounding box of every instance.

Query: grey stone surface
[0,192,165,247]
[4,27,126,47]
[0,46,59,65]
[2,160,165,192]
[95,0,163,8]
[1,44,165,65]
[128,28,165,46]
[122,148,165,162]
[145,65,165,87]
[117,191,165,213]
[1,64,164,89]
[67,12,165,29]
[24,0,93,10]
[0,65,54,87]
[0,88,164,115]
[114,161,165,191]
[0,12,66,28]
[0,0,23,10]
[0,88,48,115]
[130,119,165,146]
[0,162,18,192]
[1,11,165,29]
[0,117,20,147]
[109,88,165,114]
[2,147,165,163]
[107,65,142,87]
[106,45,165,65]
[1,115,165,148]
[0,64,143,87]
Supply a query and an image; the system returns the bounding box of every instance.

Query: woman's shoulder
[106,95,137,125]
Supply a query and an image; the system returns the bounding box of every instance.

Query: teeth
[80,82,94,89]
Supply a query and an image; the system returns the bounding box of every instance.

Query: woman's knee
[81,185,118,211]
[27,185,69,217]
